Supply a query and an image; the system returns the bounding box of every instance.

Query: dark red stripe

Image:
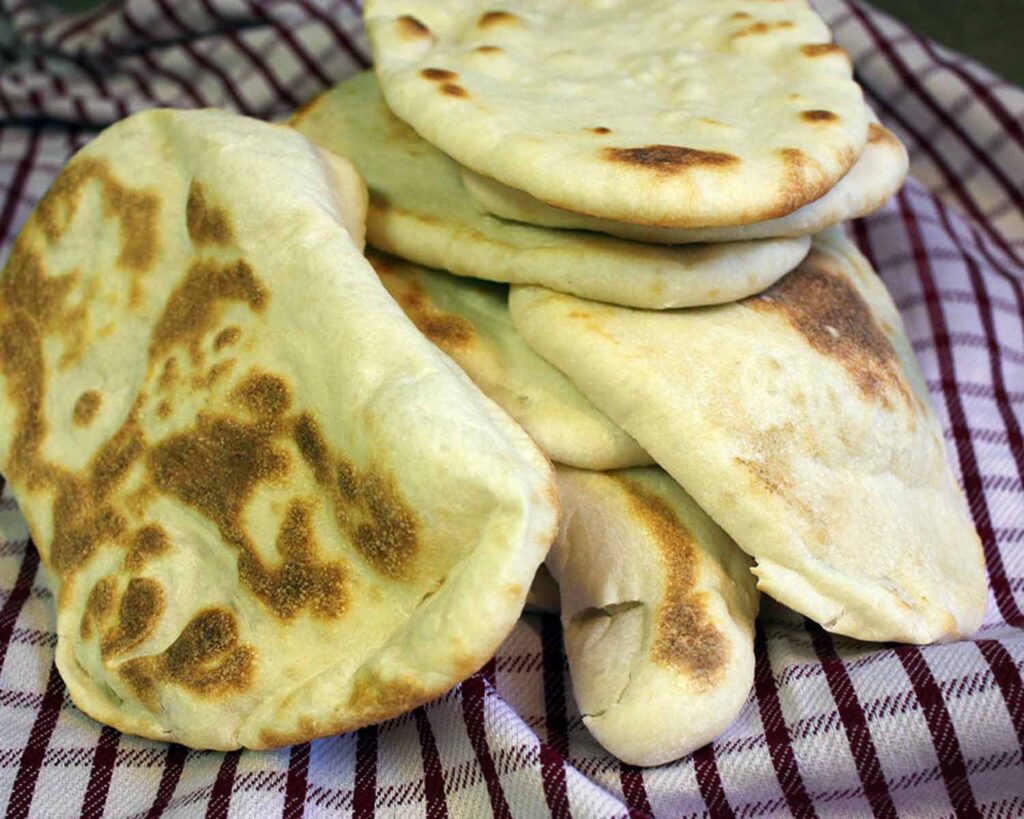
[0,541,40,679]
[293,0,370,69]
[895,649,978,817]
[849,6,1024,268]
[246,4,333,89]
[118,10,210,109]
[52,0,122,50]
[806,622,897,818]
[0,128,41,250]
[204,749,240,819]
[693,744,735,818]
[163,0,297,114]
[150,1,250,114]
[145,743,188,819]
[977,640,1024,755]
[212,23,300,110]
[870,90,1024,274]
[752,626,816,819]
[540,614,571,819]
[283,742,311,819]
[63,52,129,123]
[353,725,377,819]
[849,5,1024,239]
[199,0,323,99]
[890,188,984,818]
[80,725,120,819]
[931,195,1024,487]
[899,21,1024,153]
[894,189,1024,627]
[414,708,449,819]
[460,667,512,819]
[5,661,66,819]
[619,762,654,818]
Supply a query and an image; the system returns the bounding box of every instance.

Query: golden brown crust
[186,181,234,247]
[213,326,241,351]
[240,500,348,619]
[614,477,726,683]
[232,372,292,419]
[757,146,834,222]
[477,10,521,28]
[292,412,420,579]
[101,577,166,658]
[149,259,266,365]
[119,607,256,705]
[867,123,899,147]
[72,390,101,426]
[800,42,844,58]
[35,158,159,281]
[382,277,474,350]
[746,248,912,409]
[801,109,839,123]
[733,20,795,38]
[420,67,458,82]
[125,524,170,570]
[396,14,430,39]
[602,145,739,175]
[80,576,116,639]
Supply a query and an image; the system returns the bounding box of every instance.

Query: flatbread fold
[0,109,558,749]
[365,0,870,228]
[511,230,987,644]
[371,251,651,470]
[551,466,758,766]
[291,72,812,310]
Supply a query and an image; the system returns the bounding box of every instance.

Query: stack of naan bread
[0,0,985,766]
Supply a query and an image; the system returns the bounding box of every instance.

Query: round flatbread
[365,0,869,228]
[291,72,812,310]
[511,230,987,644]
[551,466,757,767]
[371,251,651,470]
[461,123,908,244]
[0,108,558,750]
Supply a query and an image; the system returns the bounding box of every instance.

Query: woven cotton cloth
[0,1,1022,816]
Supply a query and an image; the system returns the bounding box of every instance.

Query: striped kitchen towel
[0,1,1022,816]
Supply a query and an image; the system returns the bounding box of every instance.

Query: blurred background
[870,0,1023,85]
[20,1,1024,87]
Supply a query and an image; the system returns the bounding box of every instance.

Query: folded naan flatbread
[291,72,811,309]
[0,109,558,749]
[366,0,869,228]
[511,230,987,644]
[371,251,650,470]
[461,123,907,244]
[551,466,758,766]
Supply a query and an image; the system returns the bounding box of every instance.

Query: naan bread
[365,0,869,228]
[371,251,650,470]
[461,123,908,244]
[551,466,757,766]
[0,109,558,750]
[511,230,987,644]
[291,72,811,309]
